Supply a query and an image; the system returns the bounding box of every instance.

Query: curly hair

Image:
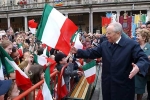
[136,29,150,42]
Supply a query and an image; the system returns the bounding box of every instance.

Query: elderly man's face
[106,25,120,43]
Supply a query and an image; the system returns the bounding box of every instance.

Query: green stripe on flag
[82,60,96,71]
[36,4,53,41]
[0,46,14,74]
[33,54,38,64]
[45,66,50,90]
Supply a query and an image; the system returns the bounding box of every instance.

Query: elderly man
[71,22,150,100]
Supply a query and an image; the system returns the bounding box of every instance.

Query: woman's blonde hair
[136,29,150,42]
[1,40,12,49]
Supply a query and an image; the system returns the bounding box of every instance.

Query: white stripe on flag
[42,81,53,100]
[38,56,47,66]
[5,57,28,78]
[62,76,65,86]
[41,8,67,48]
[74,33,83,49]
[0,62,4,80]
[29,27,36,34]
[84,66,96,78]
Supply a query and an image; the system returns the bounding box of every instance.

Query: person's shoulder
[145,43,150,48]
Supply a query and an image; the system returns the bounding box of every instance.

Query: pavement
[91,65,148,100]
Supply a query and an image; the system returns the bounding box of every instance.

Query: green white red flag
[82,60,96,84]
[36,4,78,55]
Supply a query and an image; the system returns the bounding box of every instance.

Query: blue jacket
[76,36,150,100]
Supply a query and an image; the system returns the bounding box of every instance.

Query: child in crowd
[0,80,20,100]
[4,81,20,100]
[55,52,82,91]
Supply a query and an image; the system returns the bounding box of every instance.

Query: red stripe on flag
[15,70,32,91]
[55,18,78,55]
[86,74,96,84]
[36,89,43,100]
[47,46,52,51]
[18,49,23,58]
[47,58,56,73]
[28,19,38,28]
[42,44,47,48]
[60,84,68,98]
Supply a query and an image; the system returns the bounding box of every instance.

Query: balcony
[0,0,149,12]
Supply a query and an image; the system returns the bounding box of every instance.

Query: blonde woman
[135,29,150,100]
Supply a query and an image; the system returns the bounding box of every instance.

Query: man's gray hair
[109,22,123,33]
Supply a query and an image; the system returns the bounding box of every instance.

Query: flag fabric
[47,58,56,74]
[0,58,4,80]
[0,46,32,91]
[33,54,47,66]
[42,66,53,100]
[28,19,38,34]
[36,4,78,55]
[43,46,51,58]
[36,89,43,100]
[57,77,68,98]
[71,31,83,49]
[82,60,96,84]
[17,44,23,57]
[33,54,56,73]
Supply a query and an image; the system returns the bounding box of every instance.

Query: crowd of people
[0,21,150,100]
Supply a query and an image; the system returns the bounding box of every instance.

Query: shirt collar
[115,36,121,44]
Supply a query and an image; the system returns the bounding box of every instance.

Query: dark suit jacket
[76,36,150,100]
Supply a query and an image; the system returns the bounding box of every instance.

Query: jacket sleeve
[64,63,77,76]
[76,43,102,59]
[132,42,150,76]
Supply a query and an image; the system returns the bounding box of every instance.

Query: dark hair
[12,46,17,53]
[30,64,44,84]
[37,47,44,55]
[55,52,66,64]
[146,21,150,27]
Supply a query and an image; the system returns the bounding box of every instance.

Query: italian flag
[82,60,96,84]
[33,54,47,66]
[42,66,53,100]
[43,46,51,57]
[17,44,23,57]
[71,31,83,49]
[33,54,56,73]
[28,19,38,34]
[36,4,78,55]
[56,76,68,99]
[0,46,32,90]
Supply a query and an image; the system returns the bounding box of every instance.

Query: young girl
[4,81,20,100]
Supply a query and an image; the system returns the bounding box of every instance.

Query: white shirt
[116,36,121,44]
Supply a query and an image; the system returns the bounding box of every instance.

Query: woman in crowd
[135,28,150,100]
[0,40,15,79]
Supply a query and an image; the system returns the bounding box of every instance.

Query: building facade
[0,0,150,34]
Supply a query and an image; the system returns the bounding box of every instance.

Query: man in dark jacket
[71,22,150,100]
